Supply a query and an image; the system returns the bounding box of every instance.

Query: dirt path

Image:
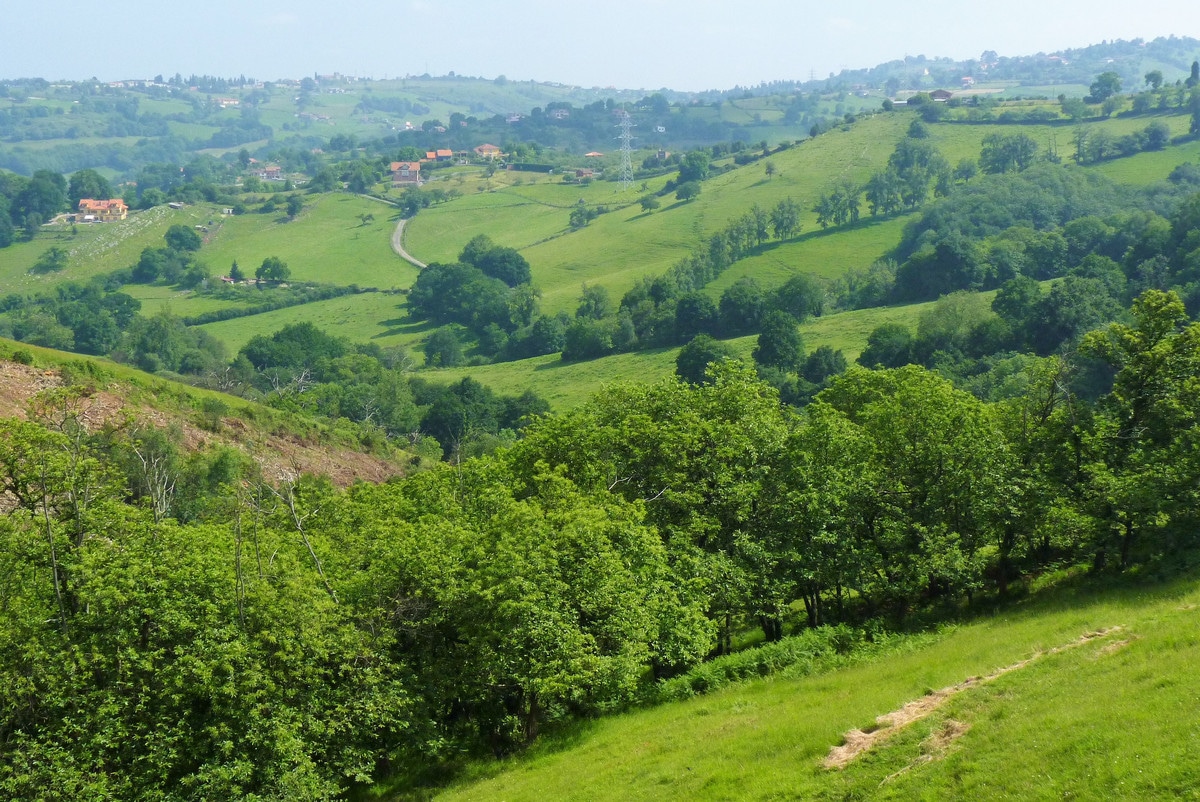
[391,218,426,269]
[822,627,1125,770]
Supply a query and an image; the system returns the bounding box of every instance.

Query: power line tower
[616,110,635,191]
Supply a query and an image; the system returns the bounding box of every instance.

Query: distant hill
[1,37,1196,179]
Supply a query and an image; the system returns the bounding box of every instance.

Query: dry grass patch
[823,627,1124,770]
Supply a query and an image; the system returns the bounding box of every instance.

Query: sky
[3,0,1200,91]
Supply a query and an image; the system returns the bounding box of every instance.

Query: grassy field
[0,204,219,291]
[500,114,912,314]
[411,569,1200,801]
[400,177,631,265]
[200,194,417,289]
[121,283,256,318]
[710,216,912,295]
[433,300,932,409]
[1088,136,1200,185]
[197,290,414,353]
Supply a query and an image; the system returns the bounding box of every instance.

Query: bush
[649,625,865,704]
[11,349,34,365]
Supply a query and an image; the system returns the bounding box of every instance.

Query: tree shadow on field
[378,717,604,801]
[533,346,676,372]
[372,315,433,340]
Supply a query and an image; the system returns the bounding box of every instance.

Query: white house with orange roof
[77,198,128,222]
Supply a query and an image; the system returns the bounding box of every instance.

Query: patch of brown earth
[823,627,1124,770]
[1097,638,1134,656]
[880,719,972,784]
[0,360,403,488]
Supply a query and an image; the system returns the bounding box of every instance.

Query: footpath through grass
[410,568,1200,801]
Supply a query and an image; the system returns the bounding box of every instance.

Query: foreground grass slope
[423,570,1200,801]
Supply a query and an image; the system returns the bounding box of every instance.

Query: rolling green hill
[5,101,1200,408]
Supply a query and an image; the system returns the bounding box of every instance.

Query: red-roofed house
[390,161,422,185]
[474,143,502,159]
[251,164,284,180]
[77,198,128,222]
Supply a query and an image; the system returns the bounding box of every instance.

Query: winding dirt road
[391,218,426,269]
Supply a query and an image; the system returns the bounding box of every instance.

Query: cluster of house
[388,143,506,186]
[75,198,128,223]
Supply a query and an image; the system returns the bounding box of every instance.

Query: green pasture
[508,115,913,314]
[920,108,1193,166]
[0,135,146,152]
[422,571,1200,801]
[121,283,255,318]
[137,97,195,116]
[709,216,913,295]
[166,120,220,140]
[997,83,1091,97]
[200,194,418,289]
[1087,137,1200,185]
[405,110,1194,319]
[432,301,930,409]
[197,290,413,354]
[401,177,636,264]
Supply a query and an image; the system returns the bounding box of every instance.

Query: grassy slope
[433,301,934,410]
[0,204,218,290]
[405,112,916,315]
[420,110,1197,402]
[200,193,416,288]
[197,290,413,353]
[405,110,1195,318]
[422,571,1200,801]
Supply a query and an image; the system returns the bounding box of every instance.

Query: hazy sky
[4,0,1199,90]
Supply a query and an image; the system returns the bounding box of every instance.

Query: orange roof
[435,149,453,157]
[475,143,501,153]
[78,198,127,211]
[425,151,437,160]
[390,161,420,171]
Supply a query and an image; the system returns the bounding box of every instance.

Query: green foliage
[255,255,290,283]
[424,325,466,367]
[164,223,202,252]
[753,310,804,371]
[675,334,738,384]
[979,132,1039,174]
[1089,71,1123,102]
[675,180,701,202]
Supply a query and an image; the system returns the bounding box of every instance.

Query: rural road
[391,218,426,269]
